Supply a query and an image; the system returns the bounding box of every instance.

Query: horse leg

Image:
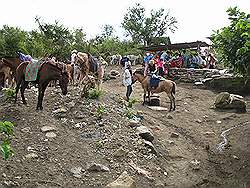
[20,81,29,105]
[14,77,22,103]
[172,92,176,111]
[36,82,48,110]
[167,93,174,112]
[148,90,151,103]
[143,93,146,105]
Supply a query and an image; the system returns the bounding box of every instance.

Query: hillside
[0,66,249,188]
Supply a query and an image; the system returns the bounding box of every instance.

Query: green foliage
[87,88,103,99]
[0,25,28,57]
[211,7,250,77]
[3,88,16,99]
[96,104,106,118]
[0,121,14,136]
[0,139,14,160]
[125,108,136,119]
[0,121,14,160]
[127,98,138,108]
[122,3,177,46]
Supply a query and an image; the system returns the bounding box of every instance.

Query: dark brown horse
[15,61,69,110]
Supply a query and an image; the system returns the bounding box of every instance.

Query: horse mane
[44,61,67,73]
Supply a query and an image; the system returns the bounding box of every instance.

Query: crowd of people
[142,49,217,78]
[121,48,218,101]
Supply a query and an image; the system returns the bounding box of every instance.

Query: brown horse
[74,53,105,89]
[1,57,21,80]
[15,61,69,110]
[132,69,176,111]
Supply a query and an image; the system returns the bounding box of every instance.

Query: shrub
[0,121,14,160]
[87,88,103,99]
[3,88,16,99]
[127,98,138,108]
[96,104,106,118]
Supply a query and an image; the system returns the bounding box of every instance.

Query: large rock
[204,77,250,94]
[215,92,246,112]
[105,171,136,188]
[136,126,154,142]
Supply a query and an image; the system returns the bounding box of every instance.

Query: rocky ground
[0,65,249,188]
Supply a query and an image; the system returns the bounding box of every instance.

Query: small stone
[52,108,67,114]
[190,159,200,170]
[166,115,173,119]
[170,132,179,138]
[21,127,30,133]
[87,163,110,172]
[163,172,168,176]
[196,119,202,123]
[128,119,140,127]
[2,173,6,178]
[69,167,83,178]
[45,132,57,138]
[25,153,38,159]
[41,126,56,132]
[113,147,127,158]
[144,140,157,155]
[203,131,216,136]
[216,120,222,124]
[232,155,239,160]
[166,140,175,145]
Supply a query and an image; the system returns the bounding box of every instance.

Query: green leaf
[0,139,14,160]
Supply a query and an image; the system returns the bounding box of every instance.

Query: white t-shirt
[123,69,132,86]
[71,53,77,63]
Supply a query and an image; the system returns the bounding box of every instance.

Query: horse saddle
[150,75,160,89]
[25,60,43,82]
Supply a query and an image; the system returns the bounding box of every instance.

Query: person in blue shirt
[143,52,154,76]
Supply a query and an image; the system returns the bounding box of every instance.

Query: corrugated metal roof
[139,41,210,51]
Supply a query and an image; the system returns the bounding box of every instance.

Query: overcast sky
[0,0,249,44]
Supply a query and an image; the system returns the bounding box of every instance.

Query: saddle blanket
[150,76,160,88]
[25,60,43,81]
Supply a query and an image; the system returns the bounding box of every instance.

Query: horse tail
[171,81,176,95]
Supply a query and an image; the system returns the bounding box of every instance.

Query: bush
[3,88,16,99]
[96,104,106,118]
[87,88,103,99]
[0,121,14,160]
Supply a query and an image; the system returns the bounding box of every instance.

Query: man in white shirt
[123,63,132,101]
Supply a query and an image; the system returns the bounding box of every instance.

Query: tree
[35,17,74,60]
[0,25,28,57]
[121,3,177,46]
[101,24,114,39]
[211,7,250,77]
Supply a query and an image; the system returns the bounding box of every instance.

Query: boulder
[215,92,246,112]
[105,171,136,188]
[136,126,154,142]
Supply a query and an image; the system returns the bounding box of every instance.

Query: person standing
[123,63,133,101]
[208,53,217,69]
[143,52,154,76]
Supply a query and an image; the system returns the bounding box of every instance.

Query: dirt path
[0,66,249,187]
